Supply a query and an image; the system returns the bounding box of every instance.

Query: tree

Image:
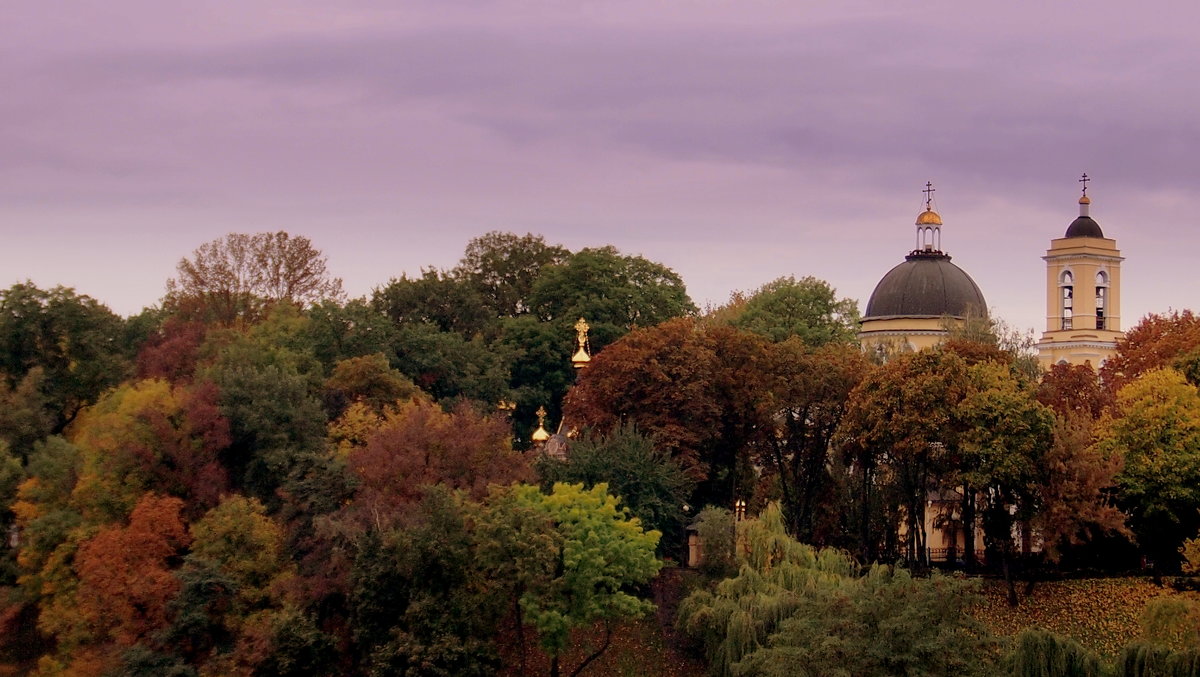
[372,269,494,338]
[0,283,131,433]
[535,425,694,558]
[0,442,23,584]
[389,322,512,405]
[303,298,398,372]
[507,483,661,677]
[1037,362,1111,420]
[1101,310,1200,393]
[1004,628,1105,677]
[72,493,190,647]
[198,331,327,501]
[454,232,570,317]
[0,367,53,463]
[838,349,971,564]
[68,379,231,523]
[322,352,423,418]
[343,399,532,531]
[678,503,992,677]
[496,316,577,447]
[760,340,869,545]
[957,360,1055,602]
[167,231,344,324]
[189,495,292,611]
[350,488,504,677]
[1032,412,1128,562]
[529,246,696,350]
[135,318,211,385]
[720,275,860,346]
[565,315,702,458]
[1094,368,1200,573]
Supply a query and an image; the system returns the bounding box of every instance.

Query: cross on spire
[1079,173,1090,196]
[923,181,935,209]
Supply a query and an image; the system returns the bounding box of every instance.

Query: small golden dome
[571,347,591,367]
[915,209,943,226]
[531,425,550,442]
[1079,195,1091,205]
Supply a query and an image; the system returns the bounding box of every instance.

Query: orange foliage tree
[73,493,190,647]
[1100,310,1200,392]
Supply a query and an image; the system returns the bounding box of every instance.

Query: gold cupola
[531,406,551,443]
[571,317,592,369]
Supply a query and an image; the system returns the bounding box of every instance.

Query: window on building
[1095,271,1108,330]
[1061,271,1073,330]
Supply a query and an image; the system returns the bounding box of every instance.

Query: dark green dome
[1065,215,1104,238]
[864,252,987,320]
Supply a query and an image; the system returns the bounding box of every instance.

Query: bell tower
[1036,175,1124,369]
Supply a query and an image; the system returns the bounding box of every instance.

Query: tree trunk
[1003,550,1019,607]
[514,590,527,677]
[568,621,613,677]
[550,654,559,677]
[962,484,977,573]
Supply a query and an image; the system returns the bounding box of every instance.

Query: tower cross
[1079,173,1090,196]
[923,181,935,208]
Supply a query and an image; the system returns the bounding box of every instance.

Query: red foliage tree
[135,317,210,383]
[345,399,531,530]
[1037,363,1111,419]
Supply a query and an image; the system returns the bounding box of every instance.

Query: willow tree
[677,503,991,677]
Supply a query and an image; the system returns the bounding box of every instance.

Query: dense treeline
[2,230,1200,676]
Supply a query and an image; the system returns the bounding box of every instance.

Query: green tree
[0,283,131,434]
[372,269,494,338]
[722,275,859,346]
[0,441,23,584]
[510,483,661,677]
[454,231,570,317]
[760,340,869,545]
[304,298,398,371]
[536,425,694,558]
[677,503,858,676]
[1004,628,1106,677]
[678,504,991,677]
[957,360,1055,603]
[529,246,696,350]
[350,488,503,677]
[0,367,54,463]
[322,352,423,418]
[1095,368,1200,573]
[190,495,292,612]
[389,323,511,404]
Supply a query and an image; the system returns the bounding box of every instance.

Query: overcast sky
[3,0,1197,335]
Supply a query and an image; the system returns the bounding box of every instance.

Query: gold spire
[531,406,550,443]
[571,317,591,368]
[915,180,942,225]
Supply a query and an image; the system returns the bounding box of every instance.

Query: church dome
[864,252,987,320]
[1065,215,1104,238]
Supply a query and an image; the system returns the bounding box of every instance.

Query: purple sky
[4,1,1198,335]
